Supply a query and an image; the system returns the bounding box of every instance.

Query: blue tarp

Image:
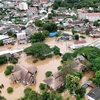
[49,32,58,37]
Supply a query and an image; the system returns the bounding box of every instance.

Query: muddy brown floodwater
[0,37,96,100]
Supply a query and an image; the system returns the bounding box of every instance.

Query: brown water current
[0,37,96,100]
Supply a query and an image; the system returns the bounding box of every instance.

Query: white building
[18,2,28,10]
[77,9,100,22]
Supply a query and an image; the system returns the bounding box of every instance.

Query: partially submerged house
[10,64,37,85]
[87,87,100,100]
[70,40,87,50]
[44,71,64,91]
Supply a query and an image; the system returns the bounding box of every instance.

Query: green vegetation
[53,0,100,9]
[53,46,60,55]
[42,22,57,32]
[74,34,79,40]
[4,65,14,76]
[0,40,4,46]
[30,32,45,43]
[9,57,18,64]
[61,53,72,62]
[39,83,47,90]
[45,71,52,77]
[0,55,7,65]
[60,59,77,80]
[33,59,38,63]
[75,87,86,98]
[74,72,83,79]
[24,42,52,59]
[42,30,49,37]
[35,20,43,27]
[57,66,62,70]
[48,13,53,19]
[0,96,6,100]
[7,87,13,93]
[93,20,100,27]
[19,88,63,100]
[66,74,80,94]
[39,56,46,60]
[91,70,100,85]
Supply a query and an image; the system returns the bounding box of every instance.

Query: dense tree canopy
[60,59,77,80]
[91,70,100,85]
[92,57,100,71]
[66,74,80,94]
[53,0,100,9]
[30,32,45,43]
[42,22,57,32]
[24,42,52,58]
[34,20,43,27]
[73,46,100,62]
[19,88,63,100]
[0,55,7,65]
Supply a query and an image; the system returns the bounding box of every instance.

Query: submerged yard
[0,37,95,100]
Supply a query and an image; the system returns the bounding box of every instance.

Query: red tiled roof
[74,40,86,44]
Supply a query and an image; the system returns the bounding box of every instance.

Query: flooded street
[0,37,96,100]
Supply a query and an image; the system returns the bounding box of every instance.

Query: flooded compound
[0,37,96,100]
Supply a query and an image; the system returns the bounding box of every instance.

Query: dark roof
[87,87,100,100]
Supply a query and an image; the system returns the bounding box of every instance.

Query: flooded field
[0,37,96,100]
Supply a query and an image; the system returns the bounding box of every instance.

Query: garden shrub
[45,71,52,77]
[39,83,46,90]
[7,87,13,93]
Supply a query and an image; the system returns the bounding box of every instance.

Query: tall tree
[66,74,80,94]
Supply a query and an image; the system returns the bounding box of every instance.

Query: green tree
[30,32,45,43]
[53,46,60,55]
[62,53,72,62]
[75,87,86,98]
[24,42,52,58]
[73,46,100,62]
[92,57,100,71]
[45,71,52,77]
[39,83,46,90]
[48,13,53,19]
[0,55,7,65]
[93,20,100,27]
[42,30,49,37]
[92,71,100,85]
[66,74,80,94]
[0,40,4,46]
[42,22,57,32]
[84,19,89,23]
[34,20,43,27]
[7,87,13,93]
[0,96,6,100]
[60,59,77,80]
[74,34,79,40]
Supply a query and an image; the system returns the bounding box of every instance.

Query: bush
[4,69,11,75]
[39,83,46,90]
[9,57,18,64]
[57,66,62,70]
[11,42,14,45]
[7,65,14,71]
[0,40,4,46]
[24,88,32,96]
[45,71,52,77]
[57,85,66,93]
[48,54,53,58]
[0,55,7,65]
[33,59,38,63]
[39,56,46,60]
[80,36,85,39]
[74,72,83,79]
[7,87,13,93]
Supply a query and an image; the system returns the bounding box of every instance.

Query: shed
[49,32,58,37]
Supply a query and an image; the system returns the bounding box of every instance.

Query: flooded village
[0,0,100,100]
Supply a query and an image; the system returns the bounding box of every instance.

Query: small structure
[3,38,16,45]
[10,64,37,85]
[49,32,58,37]
[18,2,28,10]
[70,40,87,50]
[16,32,27,44]
[44,71,64,90]
[87,87,100,100]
